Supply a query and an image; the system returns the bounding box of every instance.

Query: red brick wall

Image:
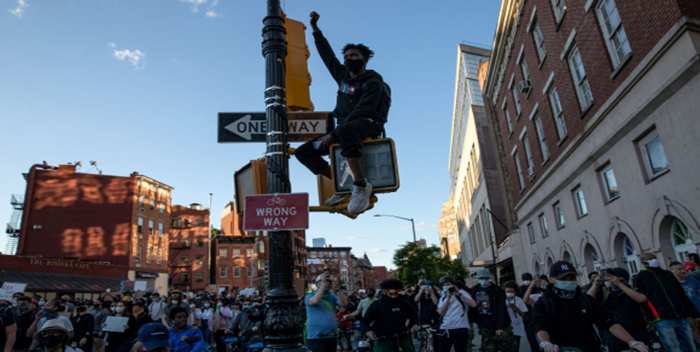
[373,266,388,285]
[0,254,128,277]
[495,0,686,204]
[130,179,172,274]
[213,239,256,292]
[169,206,210,290]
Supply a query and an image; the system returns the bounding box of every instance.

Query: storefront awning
[136,272,159,278]
[1,270,122,293]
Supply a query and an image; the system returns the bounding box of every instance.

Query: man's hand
[496,330,504,336]
[608,275,624,287]
[318,134,334,150]
[309,11,320,32]
[540,341,559,352]
[366,331,378,341]
[410,325,419,333]
[594,276,604,285]
[79,338,87,347]
[629,341,649,352]
[34,311,43,321]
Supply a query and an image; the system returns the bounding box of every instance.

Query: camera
[448,287,456,293]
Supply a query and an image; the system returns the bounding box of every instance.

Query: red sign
[243,193,309,231]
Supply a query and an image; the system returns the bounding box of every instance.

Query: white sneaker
[325,194,348,205]
[347,179,373,214]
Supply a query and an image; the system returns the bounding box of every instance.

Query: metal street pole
[374,214,417,243]
[261,1,306,350]
[410,218,417,244]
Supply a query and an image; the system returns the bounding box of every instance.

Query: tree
[393,242,469,286]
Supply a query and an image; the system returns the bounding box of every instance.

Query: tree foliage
[393,242,469,286]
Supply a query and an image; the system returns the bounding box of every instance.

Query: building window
[150,199,155,211]
[641,133,669,178]
[181,273,189,283]
[258,242,265,254]
[136,244,142,266]
[311,266,316,273]
[159,202,165,213]
[139,195,145,211]
[596,0,631,68]
[548,87,567,140]
[551,0,566,23]
[148,220,154,236]
[521,132,535,177]
[147,244,153,264]
[158,222,163,238]
[182,236,190,247]
[171,218,181,227]
[219,248,227,259]
[528,223,536,244]
[513,151,525,191]
[574,188,588,217]
[181,255,189,265]
[553,202,565,229]
[310,252,316,259]
[533,114,550,162]
[195,273,203,282]
[197,237,204,247]
[567,47,593,109]
[233,266,241,277]
[247,248,254,258]
[137,217,144,238]
[232,248,241,258]
[157,247,162,265]
[521,59,531,82]
[196,255,203,265]
[539,215,549,237]
[219,266,227,278]
[533,21,547,62]
[341,252,347,258]
[503,103,513,135]
[602,166,620,200]
[247,266,254,277]
[258,259,265,270]
[512,85,522,116]
[196,218,204,227]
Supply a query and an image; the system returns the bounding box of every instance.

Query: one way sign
[218,112,329,143]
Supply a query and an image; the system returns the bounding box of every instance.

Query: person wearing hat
[132,323,170,352]
[470,268,512,352]
[68,302,94,352]
[531,260,648,352]
[635,253,700,352]
[26,300,74,344]
[436,276,476,352]
[304,271,348,352]
[586,267,651,352]
[361,278,418,352]
[33,320,81,352]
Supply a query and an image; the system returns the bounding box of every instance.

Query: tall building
[168,204,210,291]
[212,236,256,293]
[448,44,513,282]
[307,246,355,291]
[438,195,460,260]
[482,0,700,282]
[14,163,173,292]
[312,238,326,248]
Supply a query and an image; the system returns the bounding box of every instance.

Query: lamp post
[374,214,417,243]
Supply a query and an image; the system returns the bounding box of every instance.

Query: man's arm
[4,323,16,352]
[345,79,383,122]
[587,277,602,297]
[429,288,439,305]
[309,12,346,84]
[437,295,449,316]
[609,276,647,304]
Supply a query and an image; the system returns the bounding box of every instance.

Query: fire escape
[5,194,24,255]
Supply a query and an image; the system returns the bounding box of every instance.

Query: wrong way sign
[243,193,309,231]
[218,112,329,143]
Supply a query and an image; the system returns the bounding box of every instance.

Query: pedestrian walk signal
[330,138,400,194]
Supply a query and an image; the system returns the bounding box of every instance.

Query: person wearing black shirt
[12,296,34,352]
[0,300,17,352]
[69,302,94,352]
[361,278,418,352]
[131,301,151,333]
[101,302,136,352]
[471,268,512,352]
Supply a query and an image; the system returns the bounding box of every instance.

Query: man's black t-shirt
[595,288,650,341]
[13,311,34,350]
[0,306,17,352]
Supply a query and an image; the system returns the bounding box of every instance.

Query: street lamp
[374,214,417,243]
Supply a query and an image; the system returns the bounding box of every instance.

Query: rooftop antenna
[88,160,102,174]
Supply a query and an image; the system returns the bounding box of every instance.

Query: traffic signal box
[282,12,313,112]
[234,158,267,233]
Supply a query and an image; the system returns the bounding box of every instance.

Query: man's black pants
[437,328,470,352]
[306,337,336,352]
[296,118,377,175]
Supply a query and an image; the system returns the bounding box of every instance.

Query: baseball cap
[138,323,171,350]
[610,267,630,281]
[475,268,492,279]
[521,273,533,280]
[549,261,577,279]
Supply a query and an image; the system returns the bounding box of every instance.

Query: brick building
[438,195,460,260]
[481,0,700,281]
[213,236,256,293]
[355,253,375,290]
[372,266,388,286]
[168,204,210,291]
[13,163,173,292]
[307,246,356,291]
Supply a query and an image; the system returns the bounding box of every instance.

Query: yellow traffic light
[283,13,313,111]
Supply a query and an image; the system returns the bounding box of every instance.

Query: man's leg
[480,329,497,352]
[295,137,331,178]
[335,119,375,213]
[673,318,698,352]
[451,328,471,351]
[399,335,416,352]
[436,330,453,352]
[654,320,682,352]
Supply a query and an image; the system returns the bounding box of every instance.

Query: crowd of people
[1,252,700,352]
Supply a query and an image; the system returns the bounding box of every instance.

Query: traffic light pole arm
[374,214,416,243]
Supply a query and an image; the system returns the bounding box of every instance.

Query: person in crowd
[531,261,648,352]
[361,278,418,352]
[582,271,600,292]
[1,299,17,352]
[160,307,207,352]
[187,302,200,328]
[471,268,513,352]
[131,301,151,333]
[196,297,213,345]
[32,320,81,352]
[350,288,377,320]
[166,291,190,321]
[436,276,476,352]
[91,300,110,352]
[130,323,170,352]
[503,281,527,351]
[686,254,700,281]
[101,301,136,352]
[27,300,73,340]
[518,273,533,299]
[586,267,651,352]
[519,274,542,352]
[226,299,261,347]
[635,253,700,352]
[59,297,74,319]
[414,280,439,327]
[13,296,35,352]
[305,272,348,352]
[148,294,166,325]
[212,299,233,352]
[669,260,700,347]
[68,302,93,352]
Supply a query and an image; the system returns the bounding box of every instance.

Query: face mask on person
[38,301,45,307]
[182,299,188,304]
[172,300,179,305]
[18,304,32,315]
[523,280,532,286]
[40,335,64,349]
[110,307,116,312]
[506,292,515,298]
[42,308,58,320]
[217,303,223,307]
[442,286,451,292]
[204,303,211,308]
[344,59,364,73]
[555,280,578,292]
[479,280,490,287]
[243,305,251,310]
[190,304,196,309]
[645,259,660,268]
[161,298,166,302]
[115,307,124,313]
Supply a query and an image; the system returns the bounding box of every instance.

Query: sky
[0,0,501,269]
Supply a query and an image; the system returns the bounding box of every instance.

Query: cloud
[108,42,116,48]
[400,222,437,232]
[205,10,221,17]
[346,236,379,240]
[181,0,207,13]
[8,0,29,18]
[113,49,146,69]
[370,248,388,253]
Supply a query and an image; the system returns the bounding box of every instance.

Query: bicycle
[413,325,437,352]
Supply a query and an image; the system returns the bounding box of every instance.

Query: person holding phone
[436,276,476,352]
[305,272,347,352]
[503,281,527,351]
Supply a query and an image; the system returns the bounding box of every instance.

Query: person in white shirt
[503,281,528,351]
[148,294,167,323]
[437,276,476,351]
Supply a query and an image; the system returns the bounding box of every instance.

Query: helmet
[438,276,454,285]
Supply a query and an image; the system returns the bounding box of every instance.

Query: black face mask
[77,306,87,312]
[344,59,364,73]
[41,336,64,349]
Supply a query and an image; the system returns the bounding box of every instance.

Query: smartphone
[600,269,609,278]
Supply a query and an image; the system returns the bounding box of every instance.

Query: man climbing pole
[295,11,390,215]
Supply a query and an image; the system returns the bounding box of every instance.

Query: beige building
[438,195,460,260]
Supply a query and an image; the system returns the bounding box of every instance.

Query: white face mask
[110,307,116,312]
[190,304,196,309]
[183,299,188,304]
[115,307,125,313]
[506,292,515,298]
[646,259,660,268]
[523,280,532,286]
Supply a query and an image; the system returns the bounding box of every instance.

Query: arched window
[673,219,696,262]
[623,237,640,274]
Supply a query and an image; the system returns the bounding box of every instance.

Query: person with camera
[436,276,476,352]
[305,272,348,352]
[361,278,418,352]
[470,268,513,352]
